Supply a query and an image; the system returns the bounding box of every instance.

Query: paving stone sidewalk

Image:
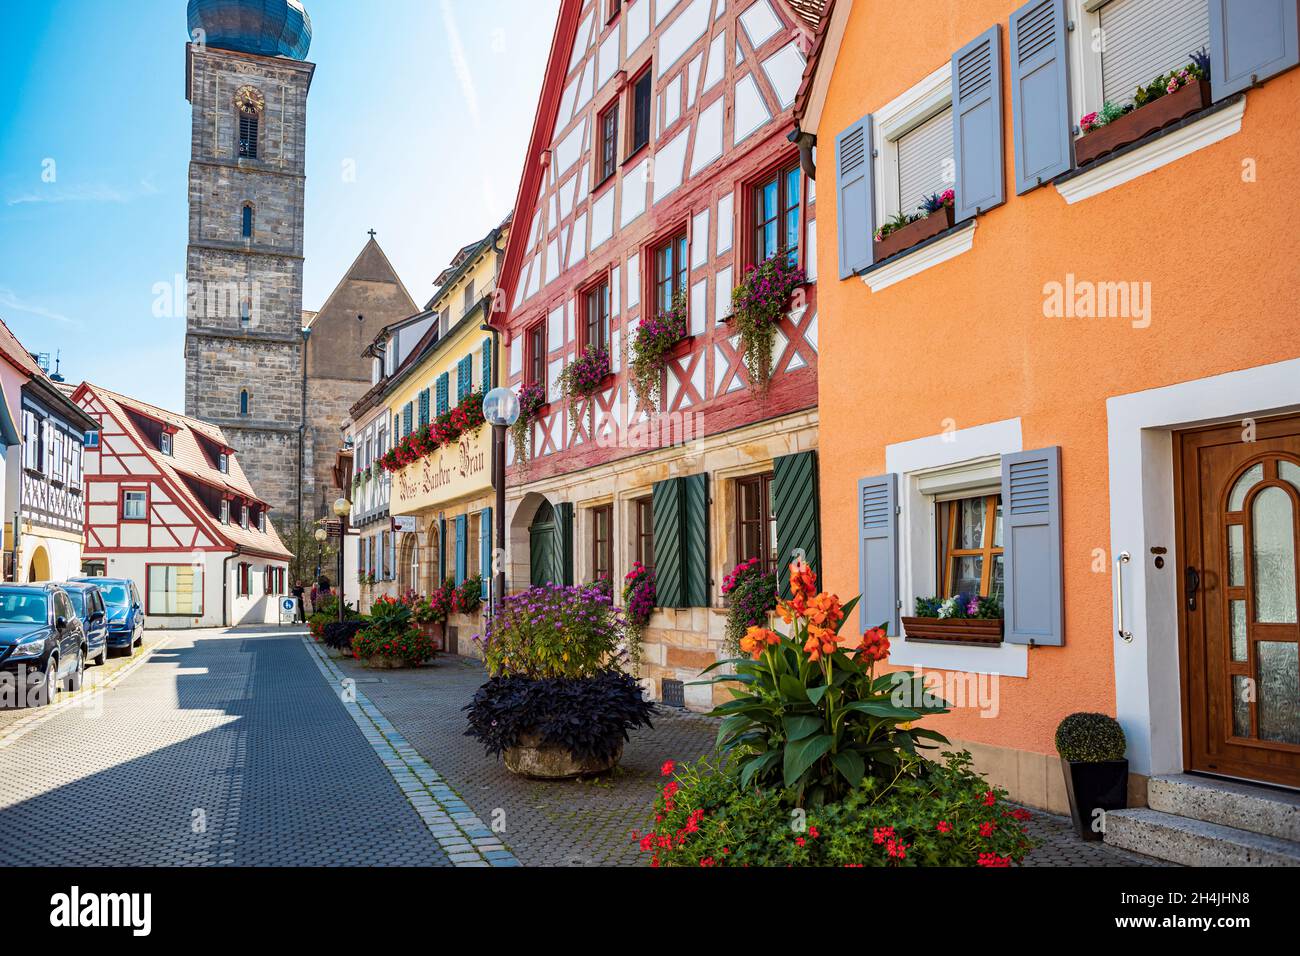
[326,648,1165,867]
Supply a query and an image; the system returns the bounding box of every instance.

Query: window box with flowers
[731,253,807,395]
[629,288,689,413]
[901,595,1003,645]
[873,189,955,261]
[379,390,486,474]
[1075,55,1211,168]
[510,382,547,468]
[557,344,611,435]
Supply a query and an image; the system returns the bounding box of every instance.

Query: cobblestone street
[0,626,1163,867]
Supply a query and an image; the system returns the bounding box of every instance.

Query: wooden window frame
[605,0,622,25]
[735,472,776,574]
[525,319,547,389]
[937,494,1004,598]
[579,270,612,353]
[121,487,149,523]
[647,227,689,316]
[590,503,614,584]
[634,496,654,569]
[627,64,653,160]
[741,151,803,270]
[596,99,620,188]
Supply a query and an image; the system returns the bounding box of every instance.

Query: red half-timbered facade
[73,382,292,628]
[495,0,827,709]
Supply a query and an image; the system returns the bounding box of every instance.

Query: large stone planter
[503,731,623,779]
[323,645,349,660]
[363,654,428,670]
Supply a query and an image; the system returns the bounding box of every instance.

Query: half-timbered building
[495,0,827,709]
[72,382,292,628]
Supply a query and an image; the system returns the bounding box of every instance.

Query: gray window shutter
[1009,0,1073,194]
[682,473,710,608]
[952,25,1006,222]
[774,450,821,601]
[835,114,874,278]
[652,477,684,608]
[1001,446,1064,646]
[1209,0,1300,99]
[857,474,899,636]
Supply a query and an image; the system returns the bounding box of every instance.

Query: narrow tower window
[240,390,250,417]
[238,111,259,158]
[241,204,253,239]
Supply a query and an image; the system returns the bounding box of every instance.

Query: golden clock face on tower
[234,86,266,116]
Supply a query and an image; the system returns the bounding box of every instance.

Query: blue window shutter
[1001,446,1063,646]
[438,516,447,583]
[835,113,874,278]
[857,474,899,636]
[457,355,473,402]
[455,514,467,585]
[1009,0,1072,194]
[393,413,400,439]
[418,389,430,426]
[403,402,413,436]
[479,507,492,599]
[952,25,1006,222]
[1210,0,1300,99]
[774,451,821,601]
[436,373,449,416]
[481,337,493,391]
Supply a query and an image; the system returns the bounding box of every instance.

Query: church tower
[183,0,314,524]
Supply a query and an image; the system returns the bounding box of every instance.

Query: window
[238,562,251,597]
[160,431,173,457]
[598,101,619,183]
[22,411,40,471]
[84,429,99,449]
[463,280,476,316]
[239,390,250,416]
[895,106,953,216]
[241,204,253,239]
[221,499,230,525]
[753,164,801,265]
[654,232,689,313]
[583,277,611,352]
[1094,0,1210,109]
[217,452,228,474]
[635,496,654,569]
[606,0,621,23]
[238,111,259,158]
[736,473,776,573]
[259,511,267,533]
[68,443,82,489]
[629,67,652,156]
[239,297,252,328]
[122,489,147,521]
[937,494,1004,603]
[527,321,547,388]
[147,565,203,615]
[591,504,614,583]
[240,503,249,529]
[50,428,65,483]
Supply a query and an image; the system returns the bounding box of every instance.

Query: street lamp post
[482,387,520,612]
[332,497,352,623]
[313,526,326,582]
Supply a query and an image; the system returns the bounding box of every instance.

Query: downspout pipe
[222,547,241,628]
[789,127,817,182]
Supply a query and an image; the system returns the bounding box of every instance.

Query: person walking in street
[291,580,306,623]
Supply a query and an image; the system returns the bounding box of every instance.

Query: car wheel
[92,642,107,667]
[33,656,58,708]
[65,647,85,693]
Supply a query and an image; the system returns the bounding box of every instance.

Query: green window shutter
[418,389,430,426]
[774,450,822,601]
[652,478,684,608]
[479,507,492,599]
[436,373,449,415]
[403,402,413,436]
[393,413,400,439]
[682,473,710,607]
[556,501,574,587]
[457,355,473,402]
[481,337,493,391]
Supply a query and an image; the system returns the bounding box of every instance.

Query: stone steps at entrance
[1147,773,1300,842]
[1105,808,1300,866]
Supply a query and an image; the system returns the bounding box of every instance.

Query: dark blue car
[72,577,143,655]
[56,582,110,666]
[0,584,89,707]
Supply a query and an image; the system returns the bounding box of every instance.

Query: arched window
[241,204,253,239]
[239,390,250,416]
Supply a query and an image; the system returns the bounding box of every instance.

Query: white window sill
[860,221,976,293]
[1054,96,1246,205]
[890,636,1029,679]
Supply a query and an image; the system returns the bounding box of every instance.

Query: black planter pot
[1061,758,1129,841]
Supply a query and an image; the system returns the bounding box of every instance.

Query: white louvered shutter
[1098,0,1211,106]
[896,107,955,216]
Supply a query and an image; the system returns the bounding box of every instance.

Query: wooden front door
[1177,416,1300,788]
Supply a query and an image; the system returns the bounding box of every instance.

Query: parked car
[54,581,110,666]
[0,584,89,707]
[71,577,143,655]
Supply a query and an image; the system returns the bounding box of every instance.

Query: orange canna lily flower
[789,557,818,604]
[740,626,780,659]
[805,592,845,629]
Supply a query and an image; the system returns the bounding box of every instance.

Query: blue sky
[0,0,559,409]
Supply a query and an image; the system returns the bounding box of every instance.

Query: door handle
[1185,566,1200,612]
[1115,551,1133,643]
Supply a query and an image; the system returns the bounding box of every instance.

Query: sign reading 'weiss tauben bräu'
[391,429,490,515]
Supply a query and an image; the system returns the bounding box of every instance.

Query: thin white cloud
[6,177,159,207]
[440,0,481,131]
[0,287,78,326]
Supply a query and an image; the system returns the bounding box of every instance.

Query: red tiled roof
[793,0,838,125]
[0,314,51,379]
[784,0,828,28]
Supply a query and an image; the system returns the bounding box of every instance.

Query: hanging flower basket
[629,288,689,413]
[558,345,611,435]
[731,253,807,395]
[509,382,547,469]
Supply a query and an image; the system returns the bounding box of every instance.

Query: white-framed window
[1068,0,1211,120]
[873,64,955,224]
[221,499,230,525]
[160,431,173,456]
[123,489,148,521]
[240,503,249,529]
[217,452,228,474]
[22,411,39,471]
[67,442,82,489]
[147,564,203,616]
[259,511,267,533]
[50,427,66,483]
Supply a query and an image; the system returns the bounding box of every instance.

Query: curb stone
[301,637,521,868]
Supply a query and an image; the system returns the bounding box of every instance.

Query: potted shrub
[901,594,1003,644]
[407,591,447,651]
[640,559,1035,866]
[452,574,483,616]
[466,582,655,779]
[720,557,777,656]
[509,382,547,469]
[873,188,955,260]
[730,253,807,395]
[321,618,369,660]
[629,288,689,413]
[622,561,656,676]
[1056,712,1128,841]
[557,344,612,435]
[1075,54,1211,166]
[351,594,437,669]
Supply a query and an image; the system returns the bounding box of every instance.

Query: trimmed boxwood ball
[1055,712,1127,762]
[464,669,655,765]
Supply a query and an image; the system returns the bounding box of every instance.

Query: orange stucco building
[800,0,1300,815]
